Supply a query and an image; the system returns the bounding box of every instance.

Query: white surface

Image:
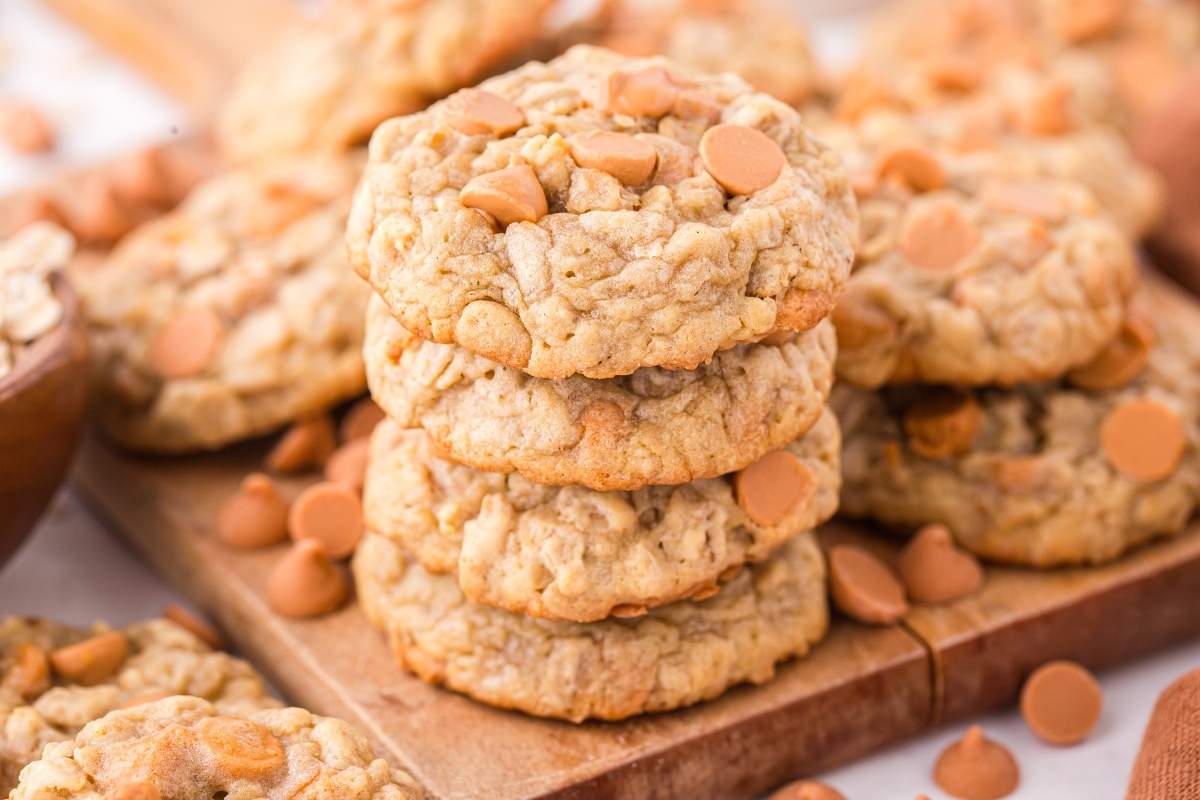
[1,1,1197,798]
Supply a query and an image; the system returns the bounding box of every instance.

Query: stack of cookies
[345,46,858,721]
[819,15,1200,568]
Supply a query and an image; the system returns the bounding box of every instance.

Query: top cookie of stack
[347,45,856,383]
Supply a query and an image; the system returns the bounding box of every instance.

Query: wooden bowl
[0,275,89,566]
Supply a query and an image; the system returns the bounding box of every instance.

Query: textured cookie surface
[824,130,1136,388]
[79,156,368,453]
[363,411,840,621]
[365,294,836,489]
[10,695,424,799]
[354,530,828,721]
[0,618,279,796]
[217,0,552,162]
[836,299,1200,566]
[601,0,819,106]
[347,45,857,379]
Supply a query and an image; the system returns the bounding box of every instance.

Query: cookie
[78,156,369,453]
[347,45,857,380]
[601,0,820,106]
[364,294,835,490]
[825,135,1137,388]
[836,300,1200,566]
[217,0,553,162]
[354,529,828,721]
[9,695,424,799]
[0,617,279,796]
[362,409,840,622]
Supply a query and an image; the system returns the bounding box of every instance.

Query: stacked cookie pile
[819,2,1200,569]
[345,46,858,721]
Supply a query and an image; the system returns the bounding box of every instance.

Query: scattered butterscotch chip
[1100,398,1185,482]
[339,397,385,442]
[1020,660,1103,746]
[289,481,364,559]
[460,165,548,227]
[569,131,658,186]
[325,438,370,492]
[1018,80,1073,137]
[149,307,225,379]
[0,99,54,154]
[2,643,50,701]
[734,450,815,527]
[828,544,908,625]
[1067,315,1155,390]
[833,289,897,351]
[8,192,65,232]
[899,203,979,270]
[604,67,678,117]
[876,144,946,192]
[49,631,128,686]
[70,175,137,244]
[266,415,337,473]
[979,179,1065,222]
[444,88,524,136]
[897,524,983,604]
[217,473,289,549]
[266,539,349,618]
[1051,0,1127,43]
[162,603,225,650]
[197,715,286,778]
[767,779,846,800]
[934,726,1019,800]
[120,690,172,709]
[109,147,173,208]
[991,455,1045,492]
[903,389,982,459]
[699,124,786,196]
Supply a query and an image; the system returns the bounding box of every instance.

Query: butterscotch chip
[980,179,1066,222]
[460,165,547,227]
[2,643,50,701]
[197,716,285,779]
[267,539,349,618]
[109,147,173,208]
[443,88,524,136]
[1068,315,1155,390]
[110,783,160,800]
[899,203,979,270]
[288,482,364,558]
[69,175,137,244]
[266,415,337,474]
[49,632,128,686]
[735,450,816,527]
[339,397,385,442]
[8,192,65,232]
[325,438,369,492]
[699,124,786,196]
[216,473,289,549]
[828,545,908,625]
[832,288,897,351]
[1051,0,1128,43]
[934,726,1020,800]
[148,308,224,379]
[568,131,658,186]
[1020,660,1103,746]
[0,100,53,154]
[768,779,846,800]
[903,389,982,459]
[1100,399,1185,482]
[1018,80,1073,136]
[876,144,946,192]
[604,66,678,116]
[162,604,224,651]
[897,524,983,604]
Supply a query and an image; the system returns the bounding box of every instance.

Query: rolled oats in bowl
[0,223,73,380]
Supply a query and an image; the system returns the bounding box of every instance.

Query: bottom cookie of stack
[354,531,828,722]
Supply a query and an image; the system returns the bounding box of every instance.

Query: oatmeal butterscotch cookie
[364,295,835,490]
[217,0,553,163]
[348,45,857,380]
[600,0,820,107]
[826,135,1136,388]
[355,530,827,721]
[10,695,424,799]
[0,617,279,796]
[363,410,839,621]
[0,223,73,380]
[79,156,369,453]
[836,297,1200,566]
